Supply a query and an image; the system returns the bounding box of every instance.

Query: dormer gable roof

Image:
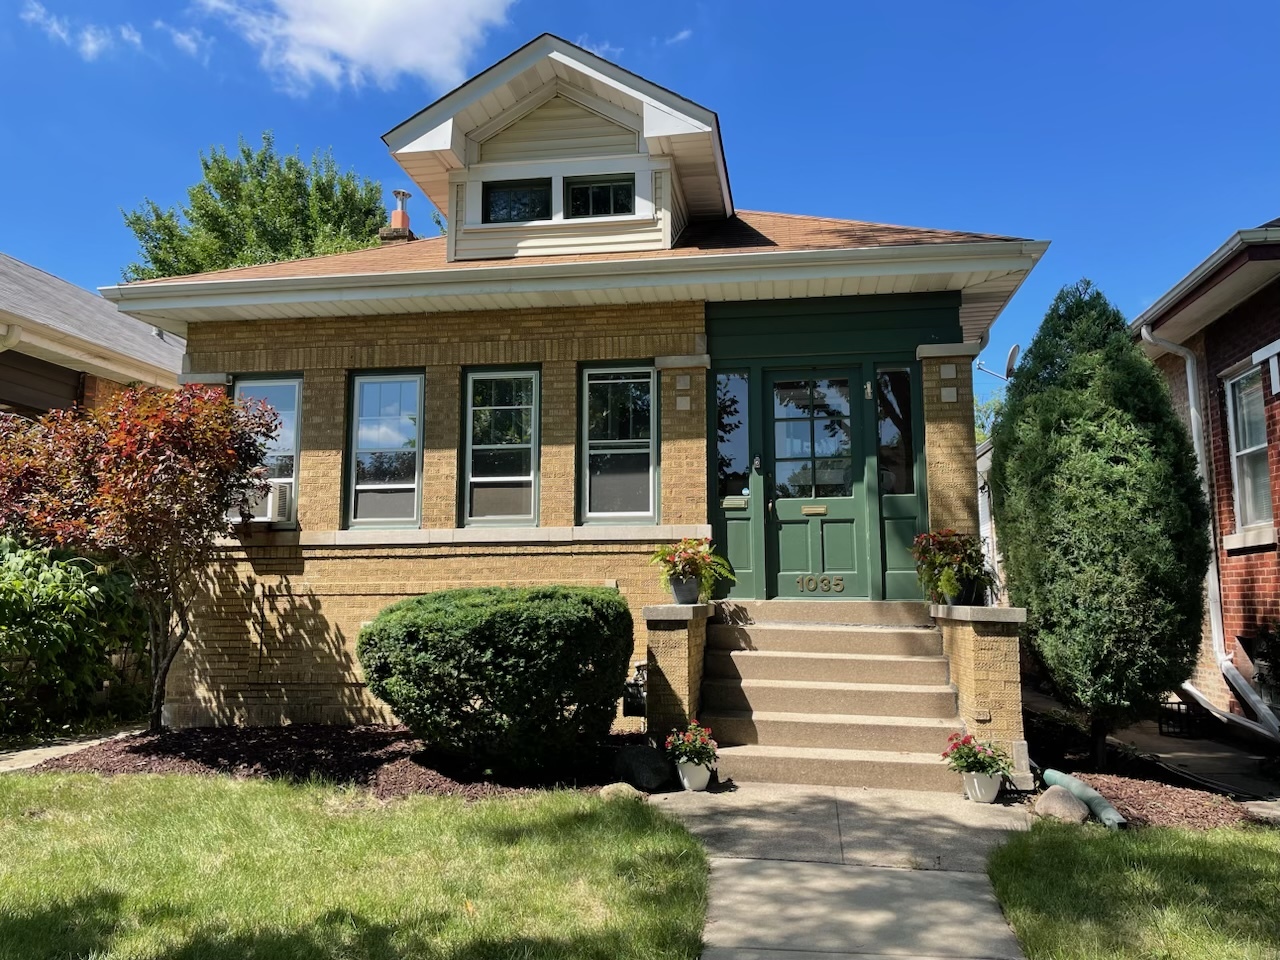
[382,33,732,220]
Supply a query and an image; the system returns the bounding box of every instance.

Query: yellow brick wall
[169,303,711,728]
[921,356,980,534]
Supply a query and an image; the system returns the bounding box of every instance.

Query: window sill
[220,524,711,548]
[1223,525,1278,553]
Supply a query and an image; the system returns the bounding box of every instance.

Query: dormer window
[482,178,552,224]
[566,175,635,218]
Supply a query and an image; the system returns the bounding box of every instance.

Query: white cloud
[77,24,112,60]
[196,0,513,94]
[19,2,147,61]
[665,28,693,45]
[155,20,213,63]
[575,34,623,60]
[19,1,70,45]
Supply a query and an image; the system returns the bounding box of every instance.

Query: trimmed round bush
[356,586,633,769]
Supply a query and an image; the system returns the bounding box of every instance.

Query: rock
[599,782,647,803]
[1034,784,1090,823]
[613,745,671,791]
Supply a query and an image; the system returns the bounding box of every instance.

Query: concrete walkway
[653,782,1028,960]
[0,727,142,773]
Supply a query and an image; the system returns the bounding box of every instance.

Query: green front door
[765,369,871,599]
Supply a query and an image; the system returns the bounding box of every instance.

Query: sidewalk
[0,727,142,773]
[653,782,1028,960]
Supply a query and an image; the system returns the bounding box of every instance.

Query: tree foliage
[122,132,385,280]
[975,390,1004,443]
[0,387,278,730]
[989,280,1210,759]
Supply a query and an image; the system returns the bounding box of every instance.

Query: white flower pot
[962,771,1002,803]
[676,760,712,792]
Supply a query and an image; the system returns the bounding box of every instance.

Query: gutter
[99,240,1049,313]
[0,322,20,352]
[1140,323,1280,741]
[1132,227,1280,338]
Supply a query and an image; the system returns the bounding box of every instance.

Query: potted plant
[650,537,735,604]
[666,720,717,791]
[941,732,1011,803]
[911,529,995,606]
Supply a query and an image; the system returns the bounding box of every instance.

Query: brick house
[1133,216,1280,742]
[1,252,182,416]
[102,35,1047,788]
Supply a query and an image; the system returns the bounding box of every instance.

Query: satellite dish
[1005,344,1021,380]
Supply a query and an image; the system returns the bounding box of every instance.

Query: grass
[989,820,1280,960]
[0,774,707,960]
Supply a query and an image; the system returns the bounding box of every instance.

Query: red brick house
[1134,216,1280,742]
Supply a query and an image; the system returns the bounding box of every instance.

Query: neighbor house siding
[169,302,709,727]
[1154,278,1280,715]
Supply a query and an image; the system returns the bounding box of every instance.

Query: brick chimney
[379,189,416,245]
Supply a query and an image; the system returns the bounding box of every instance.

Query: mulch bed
[1075,773,1261,830]
[33,724,633,801]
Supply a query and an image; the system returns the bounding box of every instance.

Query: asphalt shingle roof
[0,253,184,373]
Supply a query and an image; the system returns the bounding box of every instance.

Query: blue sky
[2,0,1277,400]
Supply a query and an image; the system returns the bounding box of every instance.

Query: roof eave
[1131,227,1280,345]
[101,238,1048,337]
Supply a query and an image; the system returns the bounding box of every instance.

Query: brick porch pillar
[642,602,712,736]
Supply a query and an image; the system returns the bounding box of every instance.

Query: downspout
[0,323,21,352]
[1140,323,1280,740]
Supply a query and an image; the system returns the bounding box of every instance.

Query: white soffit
[101,241,1048,340]
[382,34,730,219]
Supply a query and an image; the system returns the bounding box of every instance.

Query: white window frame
[581,367,657,522]
[1226,365,1273,529]
[348,373,424,529]
[234,376,301,526]
[465,369,540,525]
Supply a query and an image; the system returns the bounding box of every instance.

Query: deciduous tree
[122,131,385,280]
[0,387,278,730]
[989,280,1210,766]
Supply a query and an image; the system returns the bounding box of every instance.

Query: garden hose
[1042,768,1128,830]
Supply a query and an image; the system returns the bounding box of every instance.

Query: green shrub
[356,586,633,769]
[0,538,147,738]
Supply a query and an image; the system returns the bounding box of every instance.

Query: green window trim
[465,369,541,526]
[347,372,425,529]
[580,366,657,523]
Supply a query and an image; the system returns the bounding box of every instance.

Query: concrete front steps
[701,601,962,792]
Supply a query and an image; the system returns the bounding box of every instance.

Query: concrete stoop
[704,601,961,792]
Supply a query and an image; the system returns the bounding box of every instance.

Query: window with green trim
[466,371,539,522]
[349,374,423,526]
[582,368,655,519]
[565,175,634,218]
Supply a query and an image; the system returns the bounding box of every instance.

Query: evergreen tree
[990,280,1210,766]
[122,132,385,280]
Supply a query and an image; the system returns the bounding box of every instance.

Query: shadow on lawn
[0,896,694,960]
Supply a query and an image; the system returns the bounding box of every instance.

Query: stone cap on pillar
[642,603,714,624]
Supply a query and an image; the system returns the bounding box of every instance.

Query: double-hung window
[234,377,301,524]
[349,374,423,526]
[1227,366,1273,528]
[583,368,656,520]
[466,371,539,523]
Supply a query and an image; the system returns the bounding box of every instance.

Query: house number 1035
[796,576,844,593]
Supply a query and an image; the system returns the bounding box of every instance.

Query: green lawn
[989,820,1280,960]
[0,774,707,960]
